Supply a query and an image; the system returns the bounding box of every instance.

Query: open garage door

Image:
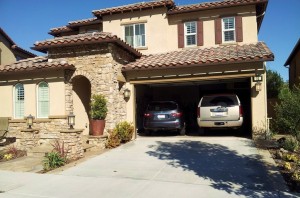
[135,78,251,137]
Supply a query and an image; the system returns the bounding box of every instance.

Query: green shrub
[43,151,66,171]
[106,121,134,148]
[283,137,299,152]
[115,121,134,143]
[90,94,108,120]
[273,84,300,137]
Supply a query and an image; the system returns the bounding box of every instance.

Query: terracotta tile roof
[50,26,73,33]
[168,0,268,31]
[0,56,74,73]
[32,32,142,57]
[0,27,36,58]
[68,17,102,26]
[123,42,274,71]
[92,0,174,16]
[169,0,267,12]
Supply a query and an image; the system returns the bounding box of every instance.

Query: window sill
[220,42,238,46]
[135,46,148,50]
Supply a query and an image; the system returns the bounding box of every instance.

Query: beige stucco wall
[0,70,66,119]
[0,34,17,65]
[102,5,258,54]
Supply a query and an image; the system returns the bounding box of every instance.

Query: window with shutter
[222,17,236,42]
[37,82,49,118]
[14,83,24,119]
[184,21,197,46]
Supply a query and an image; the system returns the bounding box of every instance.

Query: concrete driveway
[0,136,296,197]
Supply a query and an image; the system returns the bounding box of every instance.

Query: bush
[51,139,68,161]
[115,121,134,143]
[106,129,121,149]
[90,94,108,120]
[282,137,299,152]
[43,152,66,171]
[106,121,134,148]
[273,84,300,137]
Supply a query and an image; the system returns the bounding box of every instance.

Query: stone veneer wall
[49,43,136,132]
[8,118,68,146]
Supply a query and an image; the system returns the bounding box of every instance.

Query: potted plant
[90,94,108,136]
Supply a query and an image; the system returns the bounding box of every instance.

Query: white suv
[197,94,243,129]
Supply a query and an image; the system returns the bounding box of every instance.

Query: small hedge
[106,121,134,148]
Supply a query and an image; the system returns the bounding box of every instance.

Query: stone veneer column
[19,129,40,151]
[59,129,83,160]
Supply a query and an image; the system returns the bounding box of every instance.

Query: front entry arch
[72,75,91,135]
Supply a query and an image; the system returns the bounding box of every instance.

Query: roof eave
[284,39,300,67]
[32,38,142,58]
[122,56,274,72]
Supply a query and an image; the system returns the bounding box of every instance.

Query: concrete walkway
[0,136,298,198]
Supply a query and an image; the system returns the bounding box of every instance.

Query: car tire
[144,130,152,136]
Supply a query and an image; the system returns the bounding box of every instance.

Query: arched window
[14,83,24,118]
[37,82,49,118]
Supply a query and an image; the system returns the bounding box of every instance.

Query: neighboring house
[284,38,300,88]
[0,0,274,140]
[0,27,36,65]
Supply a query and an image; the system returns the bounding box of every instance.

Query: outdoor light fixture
[255,82,262,92]
[124,88,131,99]
[68,112,75,129]
[27,114,34,129]
[252,74,263,82]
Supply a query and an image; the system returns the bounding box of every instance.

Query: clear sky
[0,0,299,81]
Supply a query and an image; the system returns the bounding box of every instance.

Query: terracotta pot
[90,120,105,136]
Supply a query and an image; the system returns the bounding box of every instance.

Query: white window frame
[14,83,25,119]
[124,23,146,48]
[222,17,236,43]
[184,21,197,47]
[37,81,49,118]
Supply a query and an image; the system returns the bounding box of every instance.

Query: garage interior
[135,78,252,137]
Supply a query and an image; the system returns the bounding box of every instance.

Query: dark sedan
[143,101,185,135]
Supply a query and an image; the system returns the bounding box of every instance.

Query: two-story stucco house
[285,38,300,88]
[0,27,36,65]
[0,0,274,141]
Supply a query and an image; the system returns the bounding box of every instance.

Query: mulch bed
[255,138,300,192]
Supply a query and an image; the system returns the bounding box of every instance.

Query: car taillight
[239,106,243,117]
[197,108,200,118]
[144,113,152,117]
[171,112,182,118]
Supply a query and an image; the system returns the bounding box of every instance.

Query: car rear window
[201,95,238,107]
[147,102,178,111]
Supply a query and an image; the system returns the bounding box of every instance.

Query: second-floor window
[124,23,145,48]
[184,21,197,46]
[222,17,235,42]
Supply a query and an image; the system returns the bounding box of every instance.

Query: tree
[266,69,284,98]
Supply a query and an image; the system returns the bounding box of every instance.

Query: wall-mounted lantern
[124,88,131,99]
[27,114,34,129]
[252,74,263,82]
[68,112,75,129]
[255,82,262,92]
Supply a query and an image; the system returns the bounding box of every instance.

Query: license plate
[214,112,225,117]
[157,115,165,119]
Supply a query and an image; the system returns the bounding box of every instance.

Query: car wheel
[144,130,152,136]
[179,127,186,136]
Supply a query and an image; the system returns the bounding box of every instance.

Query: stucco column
[125,83,136,138]
[251,70,267,139]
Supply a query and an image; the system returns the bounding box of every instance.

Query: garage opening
[135,78,252,137]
